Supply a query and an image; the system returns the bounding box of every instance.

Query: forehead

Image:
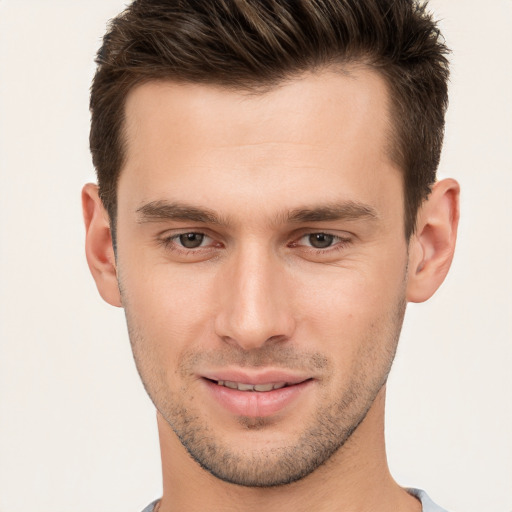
[118,69,401,225]
[123,67,392,155]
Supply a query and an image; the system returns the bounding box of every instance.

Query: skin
[83,68,459,512]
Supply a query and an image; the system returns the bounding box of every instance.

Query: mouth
[201,373,314,417]
[206,379,301,392]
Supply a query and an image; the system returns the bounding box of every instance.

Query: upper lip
[200,369,311,386]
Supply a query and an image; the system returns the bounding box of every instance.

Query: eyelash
[291,233,352,251]
[159,232,217,253]
[158,231,352,256]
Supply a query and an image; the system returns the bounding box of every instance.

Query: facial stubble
[122,285,406,488]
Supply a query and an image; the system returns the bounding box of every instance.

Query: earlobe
[406,178,460,303]
[82,183,122,307]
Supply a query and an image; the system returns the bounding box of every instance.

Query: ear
[406,178,460,303]
[82,183,122,307]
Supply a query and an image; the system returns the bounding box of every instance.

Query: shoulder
[407,488,452,512]
[142,493,451,512]
[140,499,159,512]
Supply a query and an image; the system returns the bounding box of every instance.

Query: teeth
[216,380,289,392]
[253,383,274,392]
[237,383,255,391]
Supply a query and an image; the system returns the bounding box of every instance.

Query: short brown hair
[90,0,449,239]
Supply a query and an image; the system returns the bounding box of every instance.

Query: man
[82,0,459,510]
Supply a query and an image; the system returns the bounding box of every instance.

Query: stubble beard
[160,375,376,487]
[123,292,406,488]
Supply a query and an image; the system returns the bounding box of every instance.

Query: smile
[215,380,288,392]
[203,376,313,417]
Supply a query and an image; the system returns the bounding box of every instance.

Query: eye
[305,233,335,249]
[158,230,222,261]
[177,232,206,249]
[290,231,352,254]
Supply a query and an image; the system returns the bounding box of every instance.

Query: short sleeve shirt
[141,488,450,511]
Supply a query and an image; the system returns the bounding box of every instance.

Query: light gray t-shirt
[141,488,450,511]
[408,488,450,511]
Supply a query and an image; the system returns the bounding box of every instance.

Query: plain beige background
[0,1,511,511]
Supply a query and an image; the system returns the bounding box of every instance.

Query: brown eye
[178,233,205,248]
[308,233,335,248]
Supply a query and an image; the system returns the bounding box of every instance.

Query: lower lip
[203,379,312,417]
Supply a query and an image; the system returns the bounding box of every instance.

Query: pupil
[309,233,334,248]
[179,233,204,248]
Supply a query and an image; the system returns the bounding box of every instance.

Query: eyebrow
[286,202,378,223]
[135,200,379,226]
[136,201,224,224]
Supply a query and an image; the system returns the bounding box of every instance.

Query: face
[115,69,409,486]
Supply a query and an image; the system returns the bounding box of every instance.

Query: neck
[156,387,420,512]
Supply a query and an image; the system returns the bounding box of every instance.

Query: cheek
[119,258,219,353]
[290,254,408,351]
[294,263,405,319]
[120,263,222,399]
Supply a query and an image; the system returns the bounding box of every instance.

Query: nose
[214,244,296,351]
